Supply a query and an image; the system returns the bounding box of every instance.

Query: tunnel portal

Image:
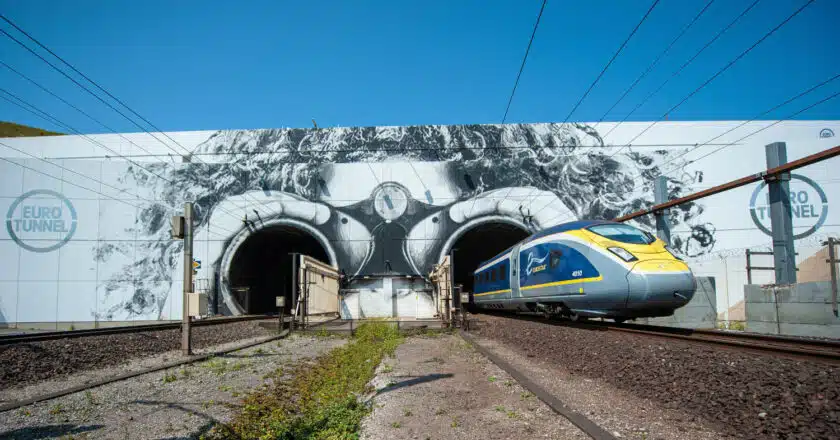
[450,222,530,293]
[227,225,330,314]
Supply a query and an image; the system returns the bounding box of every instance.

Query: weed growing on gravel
[84,390,97,405]
[218,385,232,392]
[450,417,459,428]
[381,363,394,373]
[488,375,497,383]
[506,410,518,419]
[504,380,513,387]
[391,421,402,428]
[49,403,64,415]
[435,408,446,416]
[211,322,403,439]
[403,409,412,417]
[315,328,331,338]
[180,367,192,379]
[18,409,31,417]
[254,348,265,355]
[495,405,505,412]
[520,392,534,400]
[162,372,177,383]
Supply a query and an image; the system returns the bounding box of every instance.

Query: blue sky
[1,0,838,133]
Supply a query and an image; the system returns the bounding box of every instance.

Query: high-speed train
[471,220,696,322]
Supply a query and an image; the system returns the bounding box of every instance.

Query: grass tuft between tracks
[210,322,403,440]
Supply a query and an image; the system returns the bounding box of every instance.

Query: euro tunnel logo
[749,174,828,240]
[5,190,78,253]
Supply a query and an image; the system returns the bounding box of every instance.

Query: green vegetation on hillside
[0,121,63,138]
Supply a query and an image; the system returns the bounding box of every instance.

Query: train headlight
[607,247,637,262]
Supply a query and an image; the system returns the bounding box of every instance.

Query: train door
[510,244,521,297]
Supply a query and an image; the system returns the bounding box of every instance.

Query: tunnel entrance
[227,225,330,314]
[450,222,530,294]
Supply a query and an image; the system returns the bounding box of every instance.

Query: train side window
[500,264,506,280]
[474,274,479,285]
[491,269,496,282]
[550,250,563,269]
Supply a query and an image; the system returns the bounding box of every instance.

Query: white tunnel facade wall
[0,121,838,325]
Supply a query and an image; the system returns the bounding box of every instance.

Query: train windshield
[587,224,654,245]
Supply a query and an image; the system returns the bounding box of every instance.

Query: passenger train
[471,220,696,322]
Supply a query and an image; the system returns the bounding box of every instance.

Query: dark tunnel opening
[228,225,330,314]
[450,222,530,294]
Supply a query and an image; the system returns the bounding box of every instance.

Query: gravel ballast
[361,334,589,440]
[0,320,275,389]
[0,334,346,440]
[474,314,840,440]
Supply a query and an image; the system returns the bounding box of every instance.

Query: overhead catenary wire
[0,28,179,159]
[1,14,190,157]
[1,17,279,221]
[0,140,239,237]
[533,0,819,226]
[0,153,239,239]
[540,87,840,228]
[501,0,548,124]
[591,0,716,132]
[602,0,816,159]
[537,71,840,226]
[561,0,661,124]
[0,60,180,162]
[0,88,175,185]
[599,0,763,141]
[494,0,661,221]
[656,89,840,177]
[26,142,741,160]
[633,72,840,180]
[0,89,249,232]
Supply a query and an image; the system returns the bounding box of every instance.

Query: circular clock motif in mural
[372,182,410,222]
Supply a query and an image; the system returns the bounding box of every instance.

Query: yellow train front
[471,220,696,322]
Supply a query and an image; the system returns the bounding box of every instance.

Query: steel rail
[0,330,290,413]
[615,144,840,221]
[601,322,840,363]
[460,331,617,440]
[475,312,840,363]
[0,315,273,345]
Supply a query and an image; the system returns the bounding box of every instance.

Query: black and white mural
[1,121,837,323]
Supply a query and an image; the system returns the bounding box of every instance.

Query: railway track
[0,314,273,345]
[474,312,840,363]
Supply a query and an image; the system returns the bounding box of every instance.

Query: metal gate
[295,255,340,323]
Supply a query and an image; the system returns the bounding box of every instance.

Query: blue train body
[471,220,696,321]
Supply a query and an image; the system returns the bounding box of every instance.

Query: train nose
[625,260,696,312]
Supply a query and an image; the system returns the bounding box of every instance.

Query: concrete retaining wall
[640,277,718,329]
[745,282,840,338]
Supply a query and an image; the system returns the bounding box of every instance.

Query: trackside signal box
[171,215,185,239]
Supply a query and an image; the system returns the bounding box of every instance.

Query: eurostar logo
[526,251,549,275]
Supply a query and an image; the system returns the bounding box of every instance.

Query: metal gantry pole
[827,237,838,317]
[745,249,753,285]
[653,176,671,246]
[765,142,797,284]
[290,253,298,331]
[181,202,194,355]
